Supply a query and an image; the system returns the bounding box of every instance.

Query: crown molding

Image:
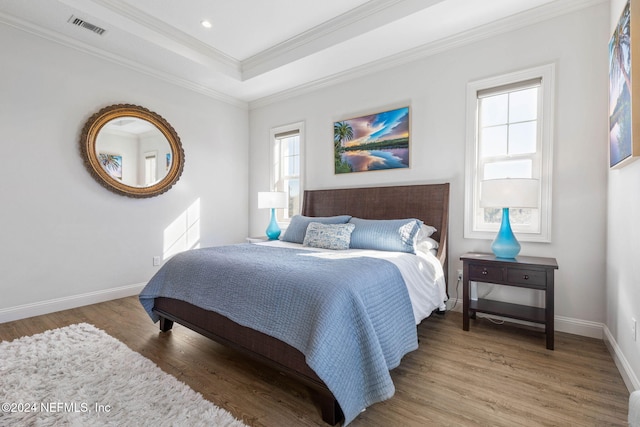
[241,0,443,80]
[0,11,248,110]
[249,0,606,109]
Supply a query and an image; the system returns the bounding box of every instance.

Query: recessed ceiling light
[201,20,212,29]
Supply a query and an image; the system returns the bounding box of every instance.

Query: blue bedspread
[139,244,418,425]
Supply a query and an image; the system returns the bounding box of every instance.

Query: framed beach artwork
[98,153,123,180]
[609,0,640,168]
[334,106,410,174]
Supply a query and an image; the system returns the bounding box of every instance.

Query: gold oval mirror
[80,104,184,198]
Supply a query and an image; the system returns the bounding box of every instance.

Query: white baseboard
[445,298,603,338]
[0,283,146,324]
[554,315,603,339]
[604,325,640,393]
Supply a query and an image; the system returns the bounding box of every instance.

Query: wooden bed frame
[152,183,450,425]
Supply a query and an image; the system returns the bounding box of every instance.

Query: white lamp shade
[258,191,287,209]
[480,178,539,208]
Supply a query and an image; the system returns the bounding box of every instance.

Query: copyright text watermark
[1,402,112,413]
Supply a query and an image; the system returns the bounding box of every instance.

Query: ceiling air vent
[68,15,106,36]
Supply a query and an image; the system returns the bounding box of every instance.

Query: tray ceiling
[0,0,596,106]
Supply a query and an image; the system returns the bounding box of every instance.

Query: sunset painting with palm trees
[609,0,633,167]
[334,106,409,173]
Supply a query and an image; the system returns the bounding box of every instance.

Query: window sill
[464,230,551,243]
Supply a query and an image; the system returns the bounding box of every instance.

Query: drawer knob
[482,269,488,275]
[523,274,529,280]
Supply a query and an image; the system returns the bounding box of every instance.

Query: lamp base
[491,208,521,259]
[265,208,281,240]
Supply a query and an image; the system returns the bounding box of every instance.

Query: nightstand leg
[463,266,470,331]
[546,272,555,350]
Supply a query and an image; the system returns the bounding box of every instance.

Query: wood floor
[0,296,629,426]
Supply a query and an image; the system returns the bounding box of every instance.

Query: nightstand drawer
[506,268,546,288]
[468,264,504,282]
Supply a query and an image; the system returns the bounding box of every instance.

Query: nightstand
[460,252,558,350]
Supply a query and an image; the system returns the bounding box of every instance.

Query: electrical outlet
[457,269,463,281]
[633,318,637,341]
[153,256,161,266]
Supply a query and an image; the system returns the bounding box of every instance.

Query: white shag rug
[0,323,247,427]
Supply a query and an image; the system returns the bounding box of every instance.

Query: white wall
[0,23,249,319]
[249,4,609,337]
[607,0,640,391]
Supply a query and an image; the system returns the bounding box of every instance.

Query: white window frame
[144,151,157,185]
[270,121,304,225]
[464,64,554,243]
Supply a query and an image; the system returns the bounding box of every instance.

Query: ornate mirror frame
[80,104,185,198]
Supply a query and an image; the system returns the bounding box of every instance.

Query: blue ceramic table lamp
[480,178,539,259]
[258,191,287,240]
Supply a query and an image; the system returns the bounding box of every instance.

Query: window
[270,122,304,223]
[144,151,157,185]
[464,64,554,242]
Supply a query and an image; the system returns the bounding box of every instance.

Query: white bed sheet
[257,240,447,324]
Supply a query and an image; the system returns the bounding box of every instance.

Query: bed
[140,183,449,425]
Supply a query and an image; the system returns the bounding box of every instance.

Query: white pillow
[417,224,437,240]
[303,222,355,250]
[415,236,439,255]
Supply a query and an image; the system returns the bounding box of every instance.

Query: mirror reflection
[80,104,184,198]
[96,117,172,187]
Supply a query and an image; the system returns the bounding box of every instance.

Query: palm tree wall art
[609,0,640,168]
[98,153,123,180]
[333,106,410,174]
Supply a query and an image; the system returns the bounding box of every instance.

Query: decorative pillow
[281,215,352,244]
[303,222,355,250]
[348,217,423,254]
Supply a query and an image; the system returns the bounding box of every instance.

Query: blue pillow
[281,215,352,244]
[348,217,423,254]
[303,222,355,250]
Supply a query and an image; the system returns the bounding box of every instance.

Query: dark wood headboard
[301,183,450,285]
